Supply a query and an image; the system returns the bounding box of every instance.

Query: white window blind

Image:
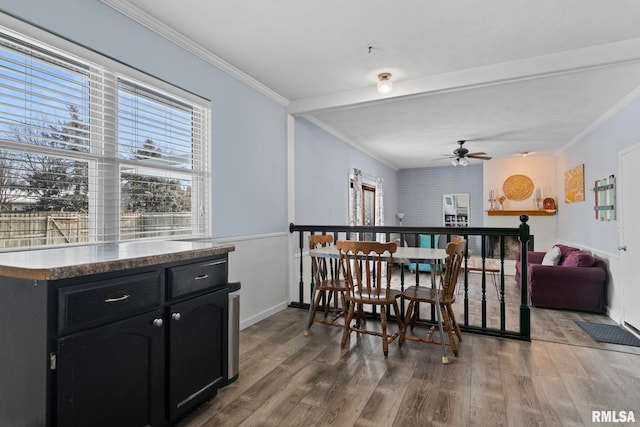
[0,25,210,250]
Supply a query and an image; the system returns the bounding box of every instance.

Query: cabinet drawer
[168,257,227,300]
[58,271,162,334]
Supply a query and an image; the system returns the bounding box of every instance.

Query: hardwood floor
[178,287,640,426]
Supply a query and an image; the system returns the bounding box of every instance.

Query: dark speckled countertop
[0,240,235,281]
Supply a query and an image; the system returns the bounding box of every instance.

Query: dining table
[309,244,451,363]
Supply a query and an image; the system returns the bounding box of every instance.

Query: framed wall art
[564,164,585,203]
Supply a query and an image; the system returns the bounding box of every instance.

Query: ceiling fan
[444,140,492,166]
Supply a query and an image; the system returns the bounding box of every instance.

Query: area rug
[575,321,640,347]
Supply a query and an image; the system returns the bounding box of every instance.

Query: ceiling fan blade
[468,154,492,160]
[466,152,487,156]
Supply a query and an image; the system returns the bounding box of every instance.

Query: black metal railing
[289,215,531,341]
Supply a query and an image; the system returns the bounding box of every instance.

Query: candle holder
[534,188,542,208]
[488,197,496,210]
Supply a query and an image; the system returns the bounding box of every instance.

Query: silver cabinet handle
[104,293,130,303]
[203,260,226,267]
[195,274,209,280]
[153,318,164,327]
[171,312,181,321]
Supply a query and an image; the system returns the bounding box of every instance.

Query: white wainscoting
[215,232,290,330]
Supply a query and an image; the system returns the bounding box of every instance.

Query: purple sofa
[515,244,607,313]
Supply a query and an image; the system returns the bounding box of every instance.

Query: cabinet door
[169,289,228,421]
[56,310,165,427]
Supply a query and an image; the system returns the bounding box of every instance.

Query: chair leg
[380,305,389,357]
[304,285,322,336]
[440,304,458,357]
[323,290,335,317]
[393,300,403,330]
[339,293,348,324]
[399,300,415,347]
[446,303,463,341]
[341,301,355,348]
[410,301,419,331]
[356,303,364,329]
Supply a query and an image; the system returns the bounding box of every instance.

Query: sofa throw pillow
[541,246,562,266]
[562,251,595,267]
[554,244,579,260]
[419,234,440,248]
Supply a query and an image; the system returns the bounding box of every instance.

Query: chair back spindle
[309,234,334,283]
[337,240,396,301]
[399,238,467,357]
[304,234,347,336]
[441,239,466,300]
[336,240,401,357]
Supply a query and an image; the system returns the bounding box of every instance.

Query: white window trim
[0,12,211,248]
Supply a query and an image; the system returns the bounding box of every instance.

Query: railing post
[480,234,487,328]
[288,223,530,341]
[288,223,307,309]
[499,235,506,331]
[518,215,531,340]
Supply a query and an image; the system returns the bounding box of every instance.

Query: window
[0,24,210,249]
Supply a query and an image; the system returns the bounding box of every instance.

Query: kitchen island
[0,240,235,427]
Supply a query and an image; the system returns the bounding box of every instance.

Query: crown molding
[300,115,399,171]
[558,82,640,155]
[100,0,288,107]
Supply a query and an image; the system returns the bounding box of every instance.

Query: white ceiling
[108,0,640,169]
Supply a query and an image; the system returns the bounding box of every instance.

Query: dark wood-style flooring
[178,272,640,426]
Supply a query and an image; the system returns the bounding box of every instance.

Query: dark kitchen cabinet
[0,245,233,427]
[168,289,227,421]
[56,310,165,427]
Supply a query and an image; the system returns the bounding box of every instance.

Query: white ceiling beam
[287,37,640,116]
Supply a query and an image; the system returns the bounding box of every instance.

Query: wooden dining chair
[336,240,402,357]
[304,234,347,336]
[399,239,466,356]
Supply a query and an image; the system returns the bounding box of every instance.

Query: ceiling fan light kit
[377,72,392,95]
[446,140,492,167]
[451,157,468,167]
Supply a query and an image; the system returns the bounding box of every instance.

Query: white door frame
[619,141,640,331]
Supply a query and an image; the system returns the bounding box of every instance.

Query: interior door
[621,144,640,330]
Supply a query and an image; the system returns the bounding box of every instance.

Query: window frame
[0,15,211,250]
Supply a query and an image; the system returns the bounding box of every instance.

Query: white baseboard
[239,301,289,330]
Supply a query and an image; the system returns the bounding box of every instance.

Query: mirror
[443,193,469,227]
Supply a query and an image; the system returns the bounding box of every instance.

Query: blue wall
[1,1,288,238]
[398,164,484,227]
[557,95,640,253]
[294,117,398,225]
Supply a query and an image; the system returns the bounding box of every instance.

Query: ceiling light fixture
[377,73,392,95]
[519,151,531,156]
[451,157,469,167]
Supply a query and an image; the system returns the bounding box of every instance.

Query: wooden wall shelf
[487,209,556,216]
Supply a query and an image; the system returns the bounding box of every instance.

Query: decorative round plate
[503,174,534,200]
